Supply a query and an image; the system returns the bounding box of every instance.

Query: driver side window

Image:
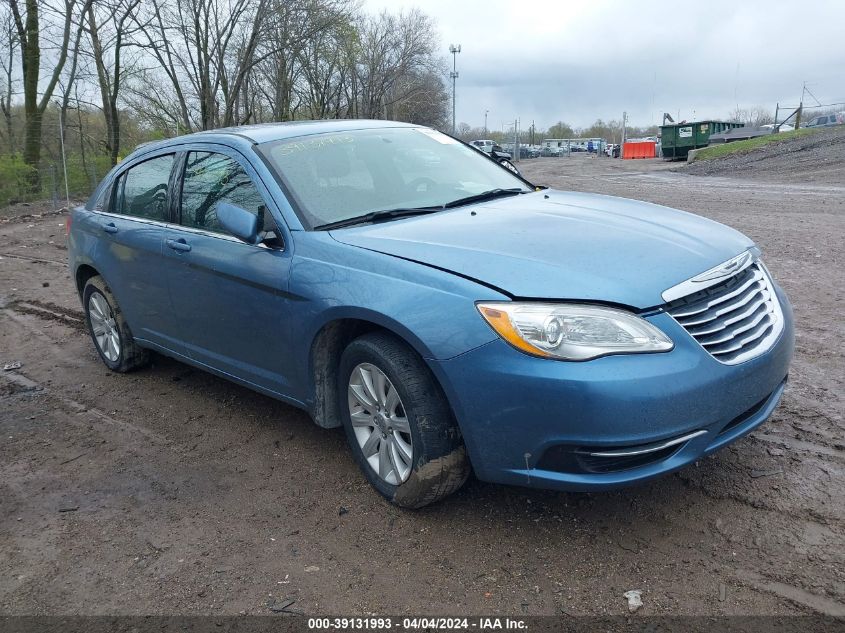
[115,154,174,222]
[181,151,266,233]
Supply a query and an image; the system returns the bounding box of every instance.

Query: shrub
[0,156,39,205]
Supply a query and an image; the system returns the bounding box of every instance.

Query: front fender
[285,232,504,408]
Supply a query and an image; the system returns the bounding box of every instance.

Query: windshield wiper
[314,206,442,231]
[314,188,529,230]
[442,187,528,208]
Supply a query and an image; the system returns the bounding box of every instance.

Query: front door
[162,147,295,395]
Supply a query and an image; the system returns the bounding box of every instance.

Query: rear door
[162,145,295,395]
[87,152,182,351]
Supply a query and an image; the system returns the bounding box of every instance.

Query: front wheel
[338,332,470,508]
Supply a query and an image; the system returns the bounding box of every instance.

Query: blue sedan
[67,120,794,507]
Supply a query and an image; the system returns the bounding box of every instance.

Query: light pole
[484,109,489,135]
[449,44,461,135]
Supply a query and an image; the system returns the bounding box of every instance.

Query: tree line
[455,119,660,145]
[0,0,449,196]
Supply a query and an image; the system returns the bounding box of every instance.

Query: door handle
[166,238,192,253]
[102,222,118,234]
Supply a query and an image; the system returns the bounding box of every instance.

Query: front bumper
[429,285,794,491]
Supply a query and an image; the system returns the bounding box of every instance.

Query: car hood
[330,190,754,308]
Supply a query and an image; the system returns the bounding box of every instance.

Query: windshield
[258,127,531,229]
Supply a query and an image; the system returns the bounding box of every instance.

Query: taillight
[65,214,72,236]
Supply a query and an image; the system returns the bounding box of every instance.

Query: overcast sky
[365,0,845,131]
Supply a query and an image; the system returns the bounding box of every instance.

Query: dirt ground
[0,153,843,618]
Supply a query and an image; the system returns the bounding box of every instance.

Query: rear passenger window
[180,152,266,233]
[116,154,174,221]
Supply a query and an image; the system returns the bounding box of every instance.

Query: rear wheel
[83,275,150,372]
[338,332,470,508]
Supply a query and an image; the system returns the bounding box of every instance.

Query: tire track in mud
[735,571,845,617]
[0,310,170,447]
[0,252,69,267]
[5,299,85,330]
[0,366,171,448]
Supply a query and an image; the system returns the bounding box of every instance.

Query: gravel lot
[1,152,843,617]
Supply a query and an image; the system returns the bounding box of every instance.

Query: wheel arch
[307,311,443,430]
[75,263,101,298]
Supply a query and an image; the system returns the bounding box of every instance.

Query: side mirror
[217,202,259,244]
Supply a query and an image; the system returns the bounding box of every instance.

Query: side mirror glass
[217,202,259,244]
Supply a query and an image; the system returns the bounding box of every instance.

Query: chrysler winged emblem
[690,251,752,283]
[661,249,758,303]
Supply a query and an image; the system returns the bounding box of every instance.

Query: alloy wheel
[347,362,413,485]
[88,291,120,362]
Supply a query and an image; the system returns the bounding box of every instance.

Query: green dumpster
[660,120,745,160]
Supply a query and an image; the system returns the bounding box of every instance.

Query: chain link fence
[0,154,110,211]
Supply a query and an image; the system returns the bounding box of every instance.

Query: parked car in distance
[469,139,517,172]
[518,145,541,159]
[69,120,794,508]
[804,113,843,128]
[469,139,495,153]
[759,123,795,132]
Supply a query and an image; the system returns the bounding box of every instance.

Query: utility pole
[55,101,70,208]
[449,44,461,135]
[796,82,805,130]
[621,111,628,159]
[484,109,489,135]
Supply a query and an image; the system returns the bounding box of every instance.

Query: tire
[338,332,470,508]
[82,275,150,373]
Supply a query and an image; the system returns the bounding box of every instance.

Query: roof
[186,119,418,144]
[130,119,423,158]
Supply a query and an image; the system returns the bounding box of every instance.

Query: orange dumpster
[623,141,656,159]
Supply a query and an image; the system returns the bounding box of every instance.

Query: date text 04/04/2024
[307,617,528,630]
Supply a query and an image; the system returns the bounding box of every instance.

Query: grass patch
[692,127,821,161]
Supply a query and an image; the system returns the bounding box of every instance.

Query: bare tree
[7,0,92,181]
[253,0,354,122]
[353,9,441,120]
[729,106,774,127]
[124,1,446,131]
[0,0,450,200]
[84,0,141,165]
[132,0,273,131]
[0,4,18,153]
[391,69,448,128]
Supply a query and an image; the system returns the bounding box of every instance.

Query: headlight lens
[477,302,673,361]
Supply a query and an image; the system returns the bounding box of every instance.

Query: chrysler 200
[67,121,794,507]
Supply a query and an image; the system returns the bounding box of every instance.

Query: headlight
[477,302,673,361]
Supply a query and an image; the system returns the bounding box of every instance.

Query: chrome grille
[666,261,783,364]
